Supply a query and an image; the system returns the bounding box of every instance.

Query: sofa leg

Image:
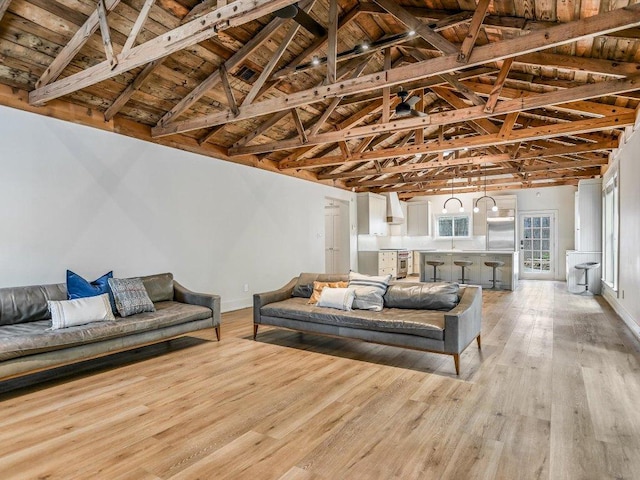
[214,326,220,341]
[453,354,460,375]
[253,324,258,340]
[476,334,482,349]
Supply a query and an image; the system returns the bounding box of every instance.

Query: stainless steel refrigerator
[487,209,516,251]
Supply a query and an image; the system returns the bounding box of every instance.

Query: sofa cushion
[348,272,392,312]
[109,278,156,317]
[308,281,349,305]
[292,273,349,298]
[0,301,212,362]
[317,287,355,311]
[49,294,115,329]
[138,273,174,303]
[384,282,459,311]
[261,297,444,340]
[0,283,67,326]
[67,270,117,313]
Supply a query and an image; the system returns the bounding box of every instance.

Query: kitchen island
[419,251,519,290]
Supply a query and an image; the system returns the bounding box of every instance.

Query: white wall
[602,128,640,334]
[0,106,357,311]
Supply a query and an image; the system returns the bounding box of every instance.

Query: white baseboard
[221,297,252,313]
[602,285,640,341]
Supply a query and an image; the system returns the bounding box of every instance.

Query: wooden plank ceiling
[2,0,640,198]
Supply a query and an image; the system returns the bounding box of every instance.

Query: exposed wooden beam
[35,0,121,88]
[232,111,289,148]
[227,74,640,156]
[152,6,640,137]
[499,112,519,138]
[327,0,338,84]
[242,0,317,106]
[0,0,13,24]
[198,124,225,145]
[458,0,491,63]
[28,0,299,106]
[104,57,166,121]
[515,51,640,78]
[484,58,514,114]
[271,5,361,80]
[279,114,632,170]
[372,0,458,55]
[219,65,239,116]
[382,48,392,124]
[291,108,308,144]
[153,1,308,127]
[96,0,118,69]
[122,0,156,54]
[180,0,217,24]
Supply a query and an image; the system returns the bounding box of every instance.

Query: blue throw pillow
[66,270,116,314]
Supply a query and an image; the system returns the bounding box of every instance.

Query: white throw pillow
[316,287,355,311]
[48,293,115,330]
[348,272,392,311]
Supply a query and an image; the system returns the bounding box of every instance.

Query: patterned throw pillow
[316,287,355,311]
[308,281,349,304]
[48,293,115,330]
[108,277,155,317]
[348,272,392,311]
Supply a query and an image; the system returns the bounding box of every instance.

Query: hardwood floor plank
[0,281,639,479]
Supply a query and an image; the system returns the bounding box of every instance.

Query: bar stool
[484,261,505,290]
[454,260,473,284]
[426,260,445,282]
[575,262,600,295]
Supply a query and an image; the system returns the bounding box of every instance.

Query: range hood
[384,192,405,224]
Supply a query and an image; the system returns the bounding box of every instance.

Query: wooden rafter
[279,113,632,170]
[219,65,239,116]
[291,108,308,144]
[35,0,121,88]
[484,58,514,113]
[227,74,640,156]
[458,0,491,63]
[122,0,156,54]
[151,6,640,137]
[96,0,117,69]
[28,0,299,106]
[327,0,338,85]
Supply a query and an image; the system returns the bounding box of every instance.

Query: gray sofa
[253,273,482,375]
[0,273,221,381]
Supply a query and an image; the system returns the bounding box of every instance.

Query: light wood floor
[1,281,640,479]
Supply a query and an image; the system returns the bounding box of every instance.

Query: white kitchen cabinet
[575,178,602,252]
[473,194,517,235]
[358,251,397,278]
[407,201,430,236]
[357,193,388,236]
[407,251,414,275]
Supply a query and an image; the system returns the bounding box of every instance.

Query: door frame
[518,210,558,280]
[324,197,351,274]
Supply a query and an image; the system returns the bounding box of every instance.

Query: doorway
[324,198,350,274]
[519,211,557,279]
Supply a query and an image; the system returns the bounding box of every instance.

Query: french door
[519,211,556,279]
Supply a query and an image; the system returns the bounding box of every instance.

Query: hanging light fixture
[442,178,464,213]
[473,164,498,213]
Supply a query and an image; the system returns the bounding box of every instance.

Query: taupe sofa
[254,273,482,375]
[0,273,221,381]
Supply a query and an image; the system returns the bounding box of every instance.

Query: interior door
[519,211,556,279]
[325,199,350,274]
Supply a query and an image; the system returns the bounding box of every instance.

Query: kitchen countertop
[418,250,517,254]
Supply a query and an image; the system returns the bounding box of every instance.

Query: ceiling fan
[274,3,327,37]
[395,88,426,117]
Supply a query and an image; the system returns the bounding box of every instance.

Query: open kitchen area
[356,191,521,291]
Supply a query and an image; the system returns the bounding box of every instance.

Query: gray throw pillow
[348,272,392,312]
[384,282,460,311]
[108,277,155,317]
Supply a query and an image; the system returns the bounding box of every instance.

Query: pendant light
[442,178,464,213]
[473,164,498,213]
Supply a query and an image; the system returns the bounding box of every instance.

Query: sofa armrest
[443,286,482,354]
[173,281,221,327]
[253,277,298,325]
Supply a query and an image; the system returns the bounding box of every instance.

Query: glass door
[519,212,556,279]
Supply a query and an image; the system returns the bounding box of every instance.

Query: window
[436,214,470,238]
[602,176,618,289]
